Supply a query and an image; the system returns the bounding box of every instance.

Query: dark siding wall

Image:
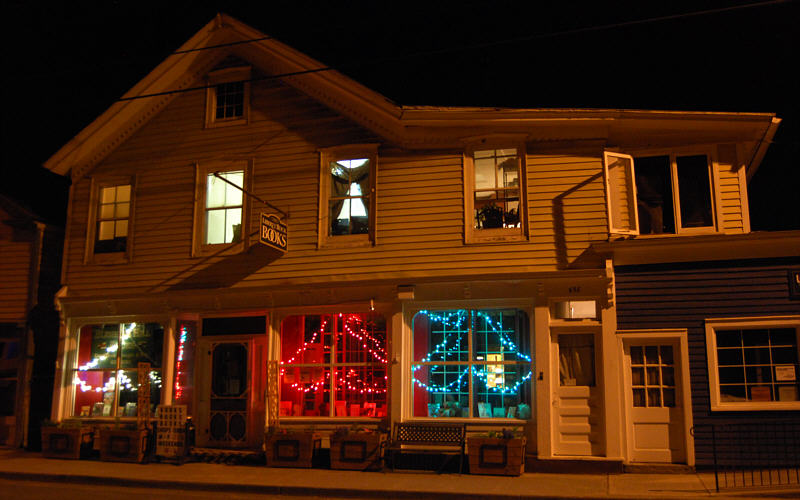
[615,257,800,466]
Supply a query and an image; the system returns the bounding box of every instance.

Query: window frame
[70,321,166,420]
[463,143,528,244]
[407,305,534,421]
[192,160,253,257]
[277,311,388,420]
[317,144,378,249]
[630,147,721,236]
[705,316,800,411]
[204,66,251,128]
[84,176,135,264]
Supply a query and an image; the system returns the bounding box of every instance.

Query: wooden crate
[330,432,386,471]
[467,437,526,476]
[265,431,320,468]
[99,428,149,463]
[41,427,94,459]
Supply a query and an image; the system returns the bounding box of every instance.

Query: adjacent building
[43,14,799,467]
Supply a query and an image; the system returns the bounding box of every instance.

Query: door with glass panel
[196,338,265,449]
[553,330,604,456]
[624,341,686,463]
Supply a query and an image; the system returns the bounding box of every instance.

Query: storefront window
[173,321,196,415]
[412,309,532,419]
[72,323,163,417]
[280,313,387,417]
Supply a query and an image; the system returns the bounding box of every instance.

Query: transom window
[205,170,243,245]
[94,184,130,254]
[279,313,387,418]
[473,148,521,230]
[635,154,714,234]
[412,309,532,419]
[72,323,163,418]
[329,158,370,236]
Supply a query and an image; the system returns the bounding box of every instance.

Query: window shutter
[604,151,639,236]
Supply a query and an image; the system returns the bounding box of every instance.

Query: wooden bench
[387,422,466,473]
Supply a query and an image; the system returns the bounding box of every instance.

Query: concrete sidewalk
[0,448,797,499]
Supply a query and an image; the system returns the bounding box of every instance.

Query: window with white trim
[204,66,250,128]
[464,146,527,243]
[72,322,163,418]
[706,317,800,411]
[318,145,377,247]
[193,162,251,256]
[411,309,532,419]
[86,177,135,263]
[604,149,719,237]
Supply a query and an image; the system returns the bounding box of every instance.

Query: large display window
[72,322,163,418]
[412,309,532,419]
[280,313,387,417]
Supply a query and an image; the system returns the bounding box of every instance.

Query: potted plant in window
[265,426,321,468]
[476,203,504,229]
[467,427,526,476]
[41,419,94,459]
[329,425,387,471]
[98,419,149,463]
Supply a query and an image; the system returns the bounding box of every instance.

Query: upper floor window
[95,184,131,254]
[85,177,134,264]
[205,66,250,128]
[604,150,719,237]
[706,316,800,411]
[193,161,251,256]
[635,154,714,234]
[205,170,243,245]
[464,146,527,243]
[318,145,377,248]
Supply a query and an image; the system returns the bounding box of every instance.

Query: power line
[114,0,790,103]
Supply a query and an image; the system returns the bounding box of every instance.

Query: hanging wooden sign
[137,362,151,430]
[260,213,288,253]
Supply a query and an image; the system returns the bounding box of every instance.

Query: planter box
[99,428,149,463]
[265,431,321,468]
[330,432,386,471]
[467,437,526,476]
[41,427,94,459]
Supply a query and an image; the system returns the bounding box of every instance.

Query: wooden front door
[553,330,604,456]
[624,341,686,463]
[196,337,266,449]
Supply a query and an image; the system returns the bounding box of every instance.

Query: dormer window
[205,66,250,128]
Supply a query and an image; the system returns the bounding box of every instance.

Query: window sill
[633,228,720,238]
[710,402,800,412]
[88,251,130,265]
[319,234,373,249]
[409,417,531,423]
[466,229,527,245]
[193,241,246,258]
[206,117,248,129]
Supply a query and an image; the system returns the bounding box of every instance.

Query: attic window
[205,66,250,128]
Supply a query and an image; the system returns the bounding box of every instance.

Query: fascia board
[593,230,800,266]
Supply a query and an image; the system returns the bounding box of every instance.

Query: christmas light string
[174,323,188,401]
[412,310,533,395]
[281,314,388,396]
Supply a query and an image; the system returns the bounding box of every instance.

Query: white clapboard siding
[63,79,619,297]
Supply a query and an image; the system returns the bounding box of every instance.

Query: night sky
[2,0,797,230]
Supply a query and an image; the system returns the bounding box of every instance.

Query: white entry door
[554,330,604,456]
[624,341,686,463]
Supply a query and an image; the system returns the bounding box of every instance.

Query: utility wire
[116,0,789,103]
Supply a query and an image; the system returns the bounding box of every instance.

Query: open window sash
[604,151,639,236]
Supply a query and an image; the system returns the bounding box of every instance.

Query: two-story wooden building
[44,14,798,468]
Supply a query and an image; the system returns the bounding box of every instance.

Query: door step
[624,463,694,474]
[190,446,264,464]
